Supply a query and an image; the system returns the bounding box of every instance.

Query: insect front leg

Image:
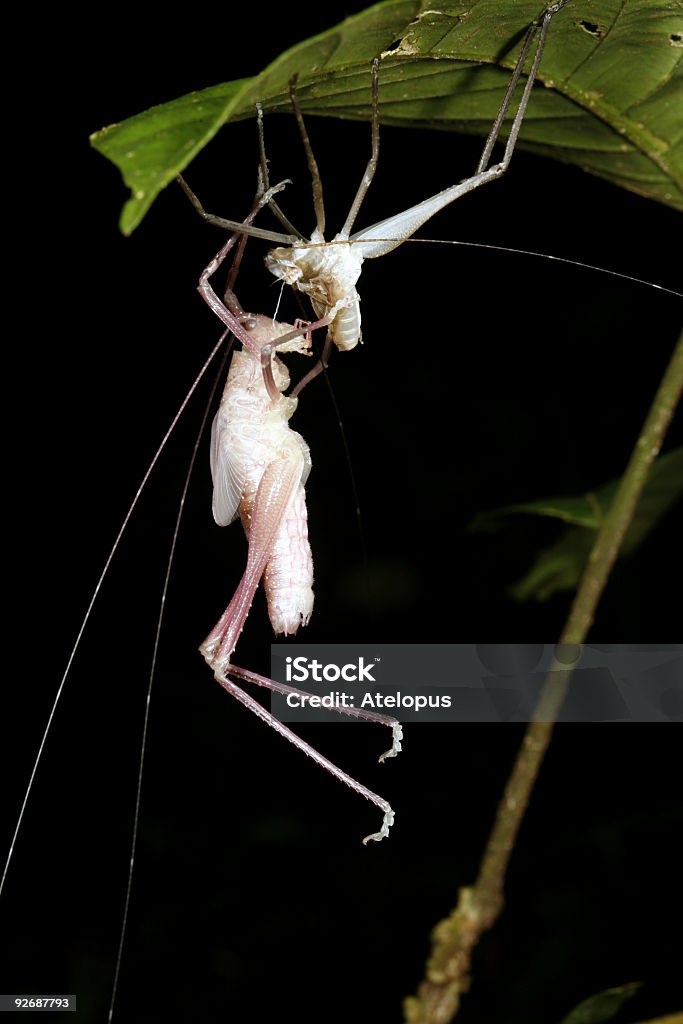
[178,173,298,246]
[194,194,332,401]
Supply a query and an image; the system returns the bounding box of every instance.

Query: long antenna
[107,341,230,1022]
[1,337,227,900]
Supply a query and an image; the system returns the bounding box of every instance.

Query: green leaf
[509,528,591,602]
[559,983,642,1024]
[90,0,683,234]
[473,447,683,603]
[472,493,605,531]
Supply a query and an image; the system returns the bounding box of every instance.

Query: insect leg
[476,0,571,174]
[290,333,334,399]
[339,57,380,239]
[177,174,298,245]
[201,453,305,676]
[351,2,571,259]
[192,180,332,401]
[288,74,327,236]
[228,663,403,763]
[196,182,301,401]
[255,103,305,240]
[216,671,396,844]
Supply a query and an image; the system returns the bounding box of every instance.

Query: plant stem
[404,329,683,1024]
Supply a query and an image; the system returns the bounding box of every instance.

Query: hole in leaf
[670,33,682,47]
[579,19,603,38]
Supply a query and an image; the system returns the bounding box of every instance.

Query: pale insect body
[204,311,314,667]
[181,0,569,834]
[265,232,365,352]
[190,210,402,844]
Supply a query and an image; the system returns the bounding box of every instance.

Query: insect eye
[243,317,258,331]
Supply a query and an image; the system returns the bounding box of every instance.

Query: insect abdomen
[263,481,314,635]
[329,294,361,351]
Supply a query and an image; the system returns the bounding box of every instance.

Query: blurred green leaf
[510,526,596,602]
[473,492,605,531]
[559,983,642,1024]
[472,447,683,603]
[90,0,683,233]
[634,1015,683,1024]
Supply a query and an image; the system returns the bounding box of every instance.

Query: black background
[2,4,681,1023]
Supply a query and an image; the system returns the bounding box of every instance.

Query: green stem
[404,329,683,1024]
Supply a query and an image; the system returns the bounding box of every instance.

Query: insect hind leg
[229,662,403,763]
[340,57,381,239]
[220,665,398,843]
[477,0,571,175]
[288,73,327,237]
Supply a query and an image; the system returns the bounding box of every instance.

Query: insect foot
[378,723,404,764]
[363,806,395,846]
